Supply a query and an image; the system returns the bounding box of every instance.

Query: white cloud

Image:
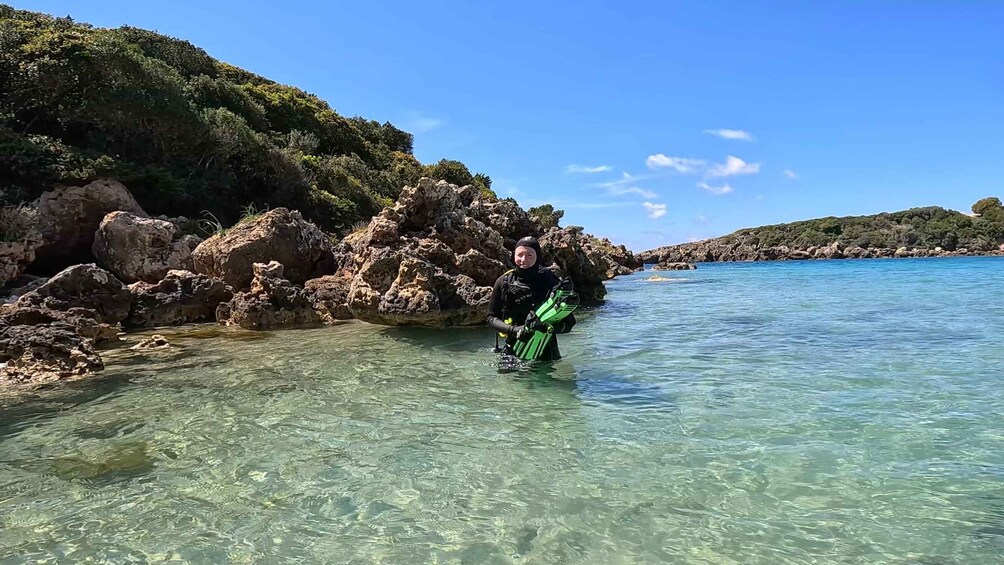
[697,182,734,195]
[646,154,706,173]
[590,173,657,199]
[643,202,667,219]
[611,186,658,199]
[594,172,648,188]
[703,129,754,141]
[782,169,799,179]
[566,164,612,174]
[707,155,760,178]
[695,215,709,225]
[407,117,443,133]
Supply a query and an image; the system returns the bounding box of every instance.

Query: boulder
[191,208,334,290]
[93,211,201,283]
[216,261,321,330]
[15,264,130,324]
[124,270,233,329]
[32,179,146,273]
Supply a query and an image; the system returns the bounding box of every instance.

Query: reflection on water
[1,258,1004,563]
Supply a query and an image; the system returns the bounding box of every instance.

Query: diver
[487,236,576,361]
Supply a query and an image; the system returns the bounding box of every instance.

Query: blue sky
[15,1,1004,251]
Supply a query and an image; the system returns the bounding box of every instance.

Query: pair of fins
[511,281,580,361]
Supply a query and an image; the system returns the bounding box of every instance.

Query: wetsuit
[486,265,576,361]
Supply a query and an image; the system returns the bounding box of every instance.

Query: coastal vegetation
[733,200,1004,252]
[0,5,493,234]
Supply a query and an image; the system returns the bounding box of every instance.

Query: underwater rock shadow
[378,326,493,353]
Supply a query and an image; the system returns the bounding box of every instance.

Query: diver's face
[514,246,538,268]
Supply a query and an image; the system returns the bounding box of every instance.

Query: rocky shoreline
[0,178,642,387]
[640,239,1004,264]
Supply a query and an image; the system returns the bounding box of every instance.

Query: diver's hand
[510,324,532,341]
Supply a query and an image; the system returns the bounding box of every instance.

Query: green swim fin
[511,282,579,361]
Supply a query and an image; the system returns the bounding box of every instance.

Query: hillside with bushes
[0,5,493,234]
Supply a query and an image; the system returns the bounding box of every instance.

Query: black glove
[523,311,548,334]
[510,324,533,341]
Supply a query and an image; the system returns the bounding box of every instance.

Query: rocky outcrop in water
[0,322,104,384]
[3,177,638,385]
[14,264,131,325]
[125,270,233,329]
[327,179,642,325]
[216,261,321,330]
[652,262,696,270]
[93,212,201,283]
[192,208,335,290]
[538,227,611,304]
[333,179,504,326]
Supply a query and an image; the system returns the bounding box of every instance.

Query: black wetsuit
[486,265,576,361]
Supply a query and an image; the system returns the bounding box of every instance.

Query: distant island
[640,198,1004,263]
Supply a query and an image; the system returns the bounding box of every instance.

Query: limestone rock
[216,261,321,330]
[33,179,146,273]
[93,211,200,283]
[124,270,232,328]
[192,208,334,290]
[15,264,130,324]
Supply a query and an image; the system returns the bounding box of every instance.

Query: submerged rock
[131,335,170,350]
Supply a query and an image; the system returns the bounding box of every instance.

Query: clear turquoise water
[2,257,1004,564]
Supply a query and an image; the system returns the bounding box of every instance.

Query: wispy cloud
[782,169,799,179]
[646,154,706,173]
[566,164,612,174]
[611,186,658,199]
[694,215,709,225]
[707,156,760,178]
[407,117,443,133]
[643,202,667,219]
[590,172,657,199]
[697,182,734,195]
[703,129,755,141]
[594,172,650,188]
